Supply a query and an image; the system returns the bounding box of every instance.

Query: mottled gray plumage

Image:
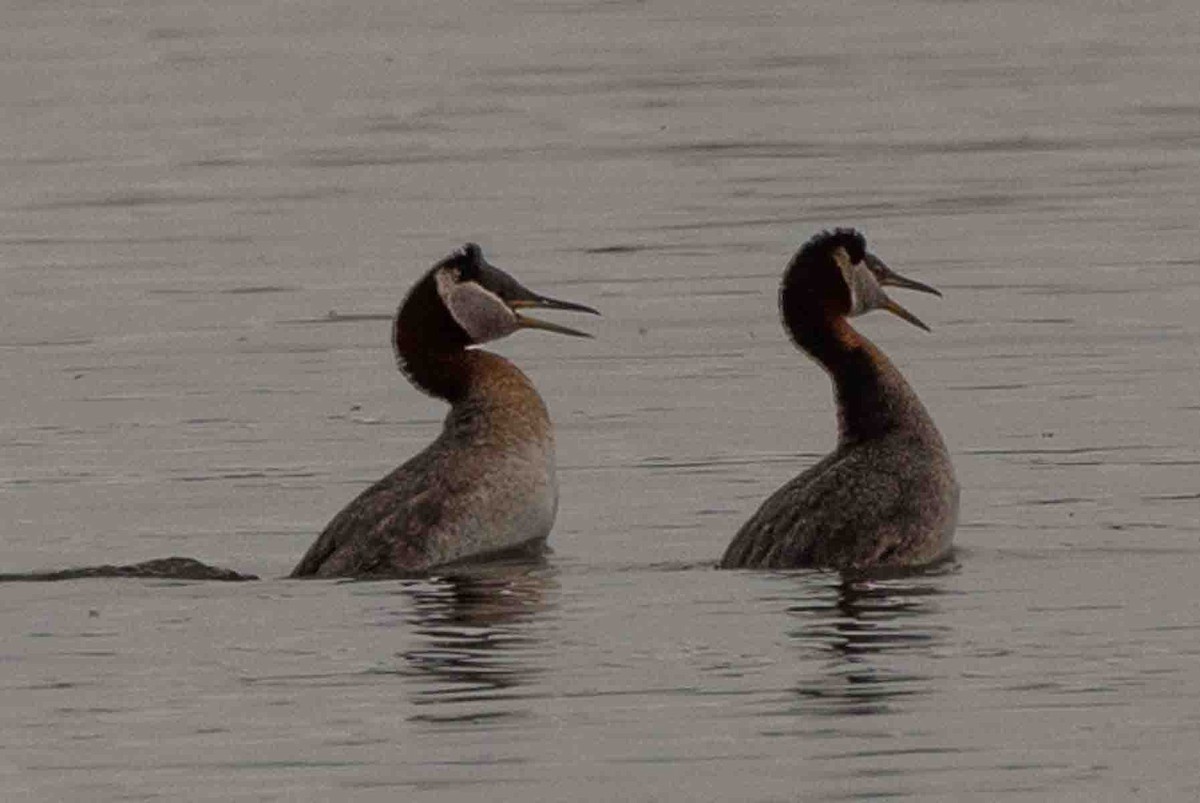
[720,230,958,572]
[722,403,958,570]
[290,351,558,578]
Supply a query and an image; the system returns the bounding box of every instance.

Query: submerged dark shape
[0,556,257,582]
[290,244,598,579]
[720,229,958,571]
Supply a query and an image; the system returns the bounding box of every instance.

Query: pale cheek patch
[832,247,863,314]
[436,270,518,343]
[843,262,892,319]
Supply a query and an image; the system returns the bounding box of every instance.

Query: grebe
[719,229,958,571]
[291,244,598,578]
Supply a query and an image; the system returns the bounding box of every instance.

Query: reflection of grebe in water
[291,244,598,578]
[788,573,950,717]
[721,230,958,571]
[398,564,557,707]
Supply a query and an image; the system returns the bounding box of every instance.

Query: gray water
[3,0,1199,799]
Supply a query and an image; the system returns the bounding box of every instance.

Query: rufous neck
[790,316,934,446]
[394,330,548,427]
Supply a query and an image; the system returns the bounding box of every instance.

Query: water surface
[3,1,1199,800]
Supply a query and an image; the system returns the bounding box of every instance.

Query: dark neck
[392,270,473,402]
[788,314,935,446]
[394,334,473,403]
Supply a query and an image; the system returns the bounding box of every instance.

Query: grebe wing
[289,448,448,578]
[720,447,909,570]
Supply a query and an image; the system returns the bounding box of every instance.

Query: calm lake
[3,0,1199,800]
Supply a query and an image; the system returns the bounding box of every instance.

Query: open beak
[880,297,932,333]
[865,254,940,333]
[509,294,600,338]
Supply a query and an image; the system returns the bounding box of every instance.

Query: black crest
[436,242,485,281]
[793,228,867,267]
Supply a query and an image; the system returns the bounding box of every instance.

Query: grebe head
[783,229,941,333]
[430,243,599,344]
